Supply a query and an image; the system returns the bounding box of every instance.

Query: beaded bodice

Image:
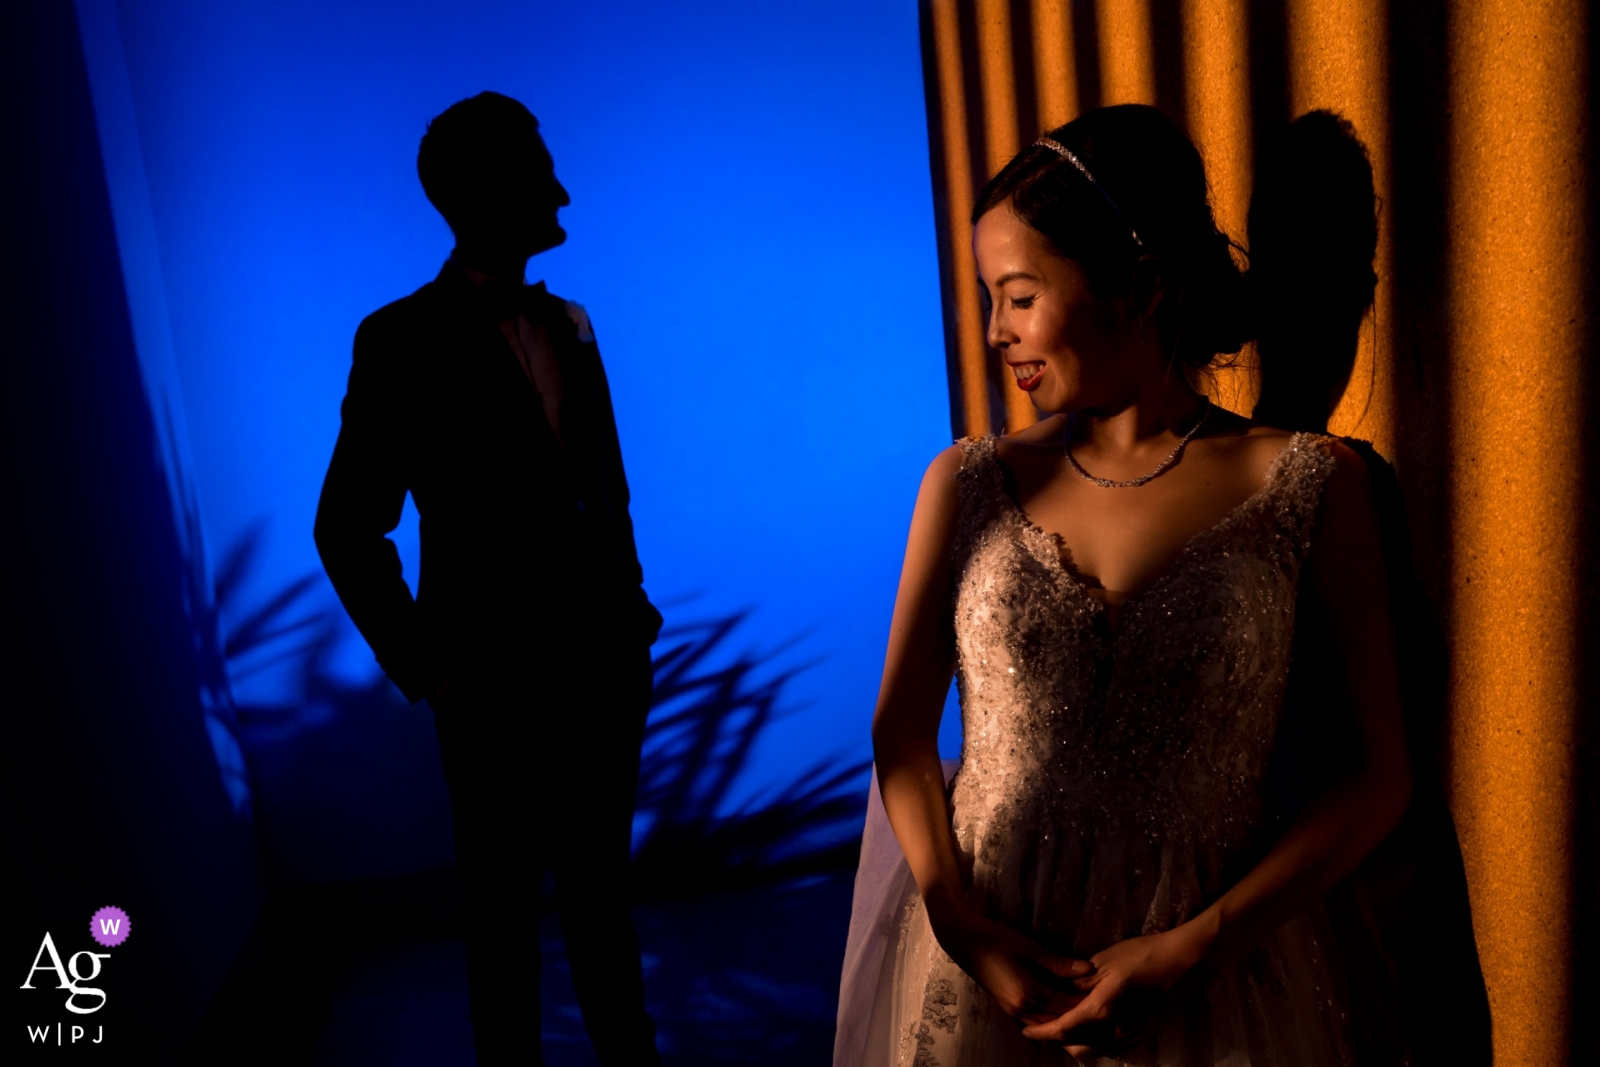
[947,433,1337,916]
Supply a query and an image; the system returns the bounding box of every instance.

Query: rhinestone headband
[1034,137,1145,249]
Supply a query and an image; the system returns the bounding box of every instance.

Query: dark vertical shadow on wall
[0,0,259,1055]
[1246,0,1290,167]
[1572,7,1600,1062]
[1385,0,1454,629]
[957,0,989,196]
[1010,0,1042,139]
[956,0,1012,433]
[1382,5,1497,1064]
[1149,0,1188,129]
[1072,0,1104,116]
[918,3,969,441]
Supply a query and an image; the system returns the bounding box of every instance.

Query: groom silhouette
[315,91,662,1065]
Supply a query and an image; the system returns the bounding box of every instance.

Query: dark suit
[316,262,662,1065]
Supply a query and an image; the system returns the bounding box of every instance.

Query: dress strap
[954,435,1003,491]
[951,436,1006,571]
[1260,433,1341,565]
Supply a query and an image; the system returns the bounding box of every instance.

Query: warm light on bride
[838,104,1413,1066]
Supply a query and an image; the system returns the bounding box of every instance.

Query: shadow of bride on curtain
[1250,108,1491,1067]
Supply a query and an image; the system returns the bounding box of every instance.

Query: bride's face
[973,204,1138,415]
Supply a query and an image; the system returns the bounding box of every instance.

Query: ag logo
[20,933,109,1014]
[19,906,129,1015]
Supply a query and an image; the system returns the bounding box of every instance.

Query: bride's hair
[973,104,1252,373]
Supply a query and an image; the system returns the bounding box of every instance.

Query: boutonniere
[564,301,595,344]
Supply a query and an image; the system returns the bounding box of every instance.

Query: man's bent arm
[314,316,441,703]
[587,328,662,647]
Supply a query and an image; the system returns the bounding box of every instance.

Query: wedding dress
[837,432,1370,1067]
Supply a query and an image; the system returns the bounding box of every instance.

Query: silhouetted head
[970,104,1251,415]
[1249,110,1378,433]
[417,92,570,260]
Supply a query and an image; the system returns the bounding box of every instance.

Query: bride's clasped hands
[1015,916,1218,1056]
[924,893,1094,1024]
[932,885,1218,1058]
[925,866,1219,1056]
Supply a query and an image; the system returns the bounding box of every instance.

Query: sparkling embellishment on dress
[879,432,1364,1066]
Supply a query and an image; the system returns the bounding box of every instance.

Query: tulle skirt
[835,766,1366,1067]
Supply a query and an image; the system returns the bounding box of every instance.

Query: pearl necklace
[1064,400,1211,489]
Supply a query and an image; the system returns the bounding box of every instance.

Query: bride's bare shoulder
[1240,421,1296,462]
[1201,412,1295,469]
[923,441,968,479]
[993,414,1067,465]
[903,443,974,542]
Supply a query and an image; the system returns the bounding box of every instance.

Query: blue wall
[105,1,954,803]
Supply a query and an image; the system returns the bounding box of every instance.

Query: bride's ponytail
[1247,110,1379,430]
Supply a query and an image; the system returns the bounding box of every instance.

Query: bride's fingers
[1019,983,1083,1019]
[1033,949,1095,980]
[1011,979,1088,1017]
[1019,990,1108,1042]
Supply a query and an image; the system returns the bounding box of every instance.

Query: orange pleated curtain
[916,1,1595,1063]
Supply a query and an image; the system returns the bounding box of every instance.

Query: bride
[837,104,1412,1065]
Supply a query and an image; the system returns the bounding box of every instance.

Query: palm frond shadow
[217,526,870,897]
[634,612,870,898]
